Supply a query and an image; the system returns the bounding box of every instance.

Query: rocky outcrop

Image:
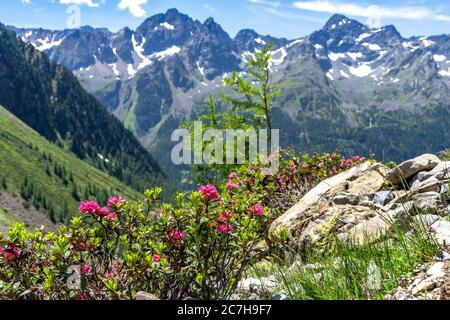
[270,155,450,249]
[386,154,441,186]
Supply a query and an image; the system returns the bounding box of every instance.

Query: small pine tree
[45,165,51,176]
[1,176,7,190]
[49,206,56,224]
[71,183,80,201]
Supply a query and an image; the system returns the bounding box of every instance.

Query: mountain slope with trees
[0,105,140,224]
[12,10,450,179]
[0,24,171,193]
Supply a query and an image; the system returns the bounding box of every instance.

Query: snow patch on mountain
[340,70,349,78]
[356,33,371,42]
[421,38,435,48]
[329,52,346,61]
[270,48,287,66]
[197,61,205,77]
[326,69,334,80]
[363,43,382,51]
[349,64,372,77]
[151,46,181,60]
[433,54,446,63]
[157,22,175,31]
[132,35,152,72]
[255,37,266,45]
[127,64,137,78]
[287,38,304,48]
[439,68,450,77]
[32,37,64,52]
[347,52,363,60]
[109,63,120,77]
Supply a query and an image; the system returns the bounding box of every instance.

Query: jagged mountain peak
[202,17,225,33]
[322,14,362,31]
[235,28,260,39]
[137,8,195,30]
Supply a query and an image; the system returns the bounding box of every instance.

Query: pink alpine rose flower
[228,172,238,179]
[97,207,109,217]
[104,213,117,222]
[152,254,160,263]
[250,204,264,216]
[226,182,238,191]
[79,201,101,215]
[169,229,186,242]
[219,210,233,222]
[199,184,220,201]
[81,264,92,275]
[107,196,125,209]
[217,224,233,234]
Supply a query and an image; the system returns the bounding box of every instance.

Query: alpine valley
[0,22,173,227]
[9,9,450,179]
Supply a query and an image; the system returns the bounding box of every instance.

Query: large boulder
[269,161,388,247]
[269,154,450,249]
[386,154,441,186]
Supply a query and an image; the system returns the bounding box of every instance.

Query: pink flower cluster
[217,224,233,234]
[199,184,220,201]
[152,254,160,263]
[0,244,21,262]
[79,197,125,222]
[107,196,125,209]
[105,273,121,282]
[217,210,234,234]
[219,210,233,222]
[168,229,186,242]
[250,204,264,216]
[226,182,238,191]
[79,201,101,215]
[81,264,92,275]
[340,156,366,170]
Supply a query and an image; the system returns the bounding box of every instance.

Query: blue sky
[1,0,450,39]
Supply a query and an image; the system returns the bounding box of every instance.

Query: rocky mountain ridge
[9,10,450,178]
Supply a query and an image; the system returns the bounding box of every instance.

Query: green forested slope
[0,105,140,223]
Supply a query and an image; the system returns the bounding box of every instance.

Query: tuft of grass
[250,218,440,300]
[0,208,20,229]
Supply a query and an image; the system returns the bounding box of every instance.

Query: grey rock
[430,161,450,175]
[333,192,360,205]
[413,214,441,227]
[435,251,450,261]
[269,293,289,300]
[369,191,396,206]
[390,201,415,219]
[412,192,443,215]
[386,154,441,185]
[441,183,449,194]
[426,262,445,279]
[411,279,436,295]
[431,220,450,246]
[135,292,160,300]
[391,287,408,300]
[411,178,441,194]
[238,276,278,293]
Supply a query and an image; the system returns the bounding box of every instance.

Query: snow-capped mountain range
[11,10,450,86]
[8,9,450,177]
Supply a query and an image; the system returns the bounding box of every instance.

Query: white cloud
[118,0,149,17]
[293,1,450,21]
[248,0,281,8]
[203,4,216,12]
[57,0,101,7]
